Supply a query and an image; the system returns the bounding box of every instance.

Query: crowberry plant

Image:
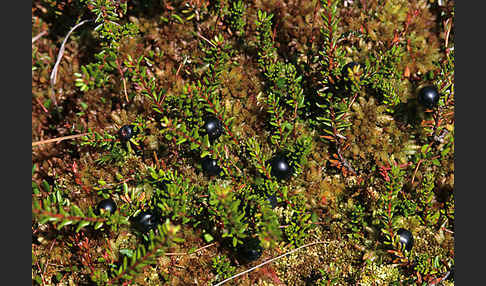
[32,0,454,284]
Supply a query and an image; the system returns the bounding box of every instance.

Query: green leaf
[71,205,85,217]
[203,233,214,243]
[76,221,91,232]
[190,141,200,150]
[421,144,429,154]
[42,180,51,193]
[120,249,134,258]
[55,190,63,205]
[48,217,60,222]
[201,150,211,158]
[441,147,450,156]
[57,220,73,230]
[202,135,210,149]
[33,182,40,195]
[176,137,187,145]
[94,221,104,230]
[123,256,128,272]
[171,14,184,24]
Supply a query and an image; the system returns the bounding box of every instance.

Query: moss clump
[359,262,401,286]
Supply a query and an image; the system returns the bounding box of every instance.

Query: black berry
[118,125,136,141]
[418,85,440,108]
[203,116,223,141]
[269,154,292,180]
[96,198,117,215]
[304,269,323,286]
[265,193,277,209]
[447,266,454,281]
[201,156,222,177]
[156,179,170,191]
[133,210,158,233]
[396,228,414,251]
[237,237,263,263]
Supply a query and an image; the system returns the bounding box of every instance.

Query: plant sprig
[104,220,182,285]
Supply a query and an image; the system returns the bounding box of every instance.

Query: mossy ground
[33,0,454,285]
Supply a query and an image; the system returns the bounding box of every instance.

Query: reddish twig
[325,0,337,73]
[250,146,271,180]
[72,161,91,194]
[36,260,46,285]
[34,96,49,113]
[32,209,106,223]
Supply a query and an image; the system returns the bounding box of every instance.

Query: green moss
[359,262,401,285]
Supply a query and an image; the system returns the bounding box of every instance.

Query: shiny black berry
[237,237,263,263]
[396,228,414,251]
[118,125,136,141]
[203,116,223,141]
[269,154,292,180]
[201,157,222,176]
[418,85,440,108]
[96,198,117,215]
[134,211,158,233]
[304,269,323,286]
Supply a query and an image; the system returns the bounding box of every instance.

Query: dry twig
[32,31,47,44]
[196,32,216,48]
[32,133,88,147]
[49,19,92,105]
